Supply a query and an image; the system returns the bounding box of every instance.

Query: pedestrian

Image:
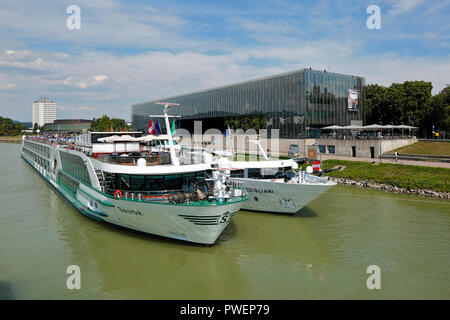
[394,151,398,162]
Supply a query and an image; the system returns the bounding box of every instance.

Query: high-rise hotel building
[32,98,56,127]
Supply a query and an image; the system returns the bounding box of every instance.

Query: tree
[365,84,389,124]
[365,81,435,137]
[96,115,112,132]
[224,114,267,131]
[428,86,450,138]
[90,115,128,132]
[111,118,127,131]
[0,117,28,136]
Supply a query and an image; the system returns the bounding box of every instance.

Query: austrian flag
[147,119,156,135]
[312,161,321,172]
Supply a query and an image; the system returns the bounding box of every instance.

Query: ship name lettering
[117,206,143,216]
[246,188,274,194]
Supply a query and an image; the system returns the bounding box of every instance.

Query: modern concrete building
[316,137,418,159]
[32,98,56,127]
[132,68,365,139]
[44,119,92,132]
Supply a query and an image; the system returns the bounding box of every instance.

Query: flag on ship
[171,119,176,136]
[147,119,156,135]
[312,161,321,172]
[155,119,161,135]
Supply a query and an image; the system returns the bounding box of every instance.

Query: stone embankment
[0,137,21,144]
[329,177,449,199]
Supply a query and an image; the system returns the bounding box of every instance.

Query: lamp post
[408,116,412,137]
[305,127,310,158]
[297,133,303,158]
[379,121,382,163]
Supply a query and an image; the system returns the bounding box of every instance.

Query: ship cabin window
[104,171,207,194]
[230,170,244,178]
[247,168,262,178]
[232,167,289,179]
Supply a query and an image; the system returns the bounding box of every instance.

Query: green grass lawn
[390,141,450,156]
[319,159,450,193]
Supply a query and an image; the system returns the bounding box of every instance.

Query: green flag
[171,119,176,136]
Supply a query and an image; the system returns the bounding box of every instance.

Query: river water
[0,143,449,299]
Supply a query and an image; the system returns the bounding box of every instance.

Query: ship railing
[178,148,209,165]
[104,187,214,203]
[95,153,172,166]
[300,171,328,184]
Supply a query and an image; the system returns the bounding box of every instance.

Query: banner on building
[348,89,359,111]
[306,146,319,160]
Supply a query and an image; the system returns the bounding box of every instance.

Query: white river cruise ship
[20,107,247,245]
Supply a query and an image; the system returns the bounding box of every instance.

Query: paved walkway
[319,154,450,169]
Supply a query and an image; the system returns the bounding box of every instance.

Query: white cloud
[387,0,425,16]
[0,83,16,89]
[57,105,94,112]
[3,45,448,120]
[93,75,108,82]
[422,0,450,15]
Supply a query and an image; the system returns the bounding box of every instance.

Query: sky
[0,0,449,122]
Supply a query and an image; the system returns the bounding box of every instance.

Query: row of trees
[0,115,129,135]
[90,115,128,132]
[224,114,267,131]
[365,81,450,138]
[0,117,29,136]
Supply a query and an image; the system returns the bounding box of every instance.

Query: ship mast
[153,102,180,166]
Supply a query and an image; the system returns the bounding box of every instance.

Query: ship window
[196,171,206,185]
[164,174,182,191]
[247,168,261,178]
[130,175,146,191]
[58,172,79,196]
[59,152,91,186]
[230,170,245,178]
[182,173,196,189]
[119,174,130,189]
[104,172,207,194]
[146,175,164,191]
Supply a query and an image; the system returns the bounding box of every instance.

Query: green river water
[0,143,449,299]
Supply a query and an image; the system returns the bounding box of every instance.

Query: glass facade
[59,152,92,186]
[132,69,365,138]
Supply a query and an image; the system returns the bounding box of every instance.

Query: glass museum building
[131,68,365,139]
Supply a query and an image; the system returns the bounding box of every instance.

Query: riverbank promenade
[320,154,450,169]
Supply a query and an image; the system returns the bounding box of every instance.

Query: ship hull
[231,177,335,214]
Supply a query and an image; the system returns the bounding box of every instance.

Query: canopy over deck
[97,134,180,143]
[321,124,417,130]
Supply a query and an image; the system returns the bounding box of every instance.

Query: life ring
[114,190,123,198]
[308,150,316,158]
